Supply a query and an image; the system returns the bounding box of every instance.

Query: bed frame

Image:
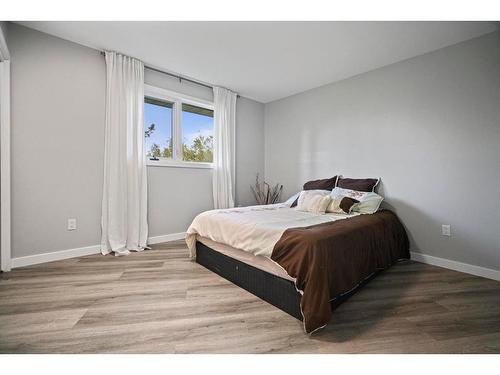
[196,241,303,320]
[196,241,372,321]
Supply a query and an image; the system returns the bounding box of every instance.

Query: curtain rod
[146,64,213,90]
[100,51,239,96]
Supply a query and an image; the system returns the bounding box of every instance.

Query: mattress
[197,236,295,282]
[186,203,358,258]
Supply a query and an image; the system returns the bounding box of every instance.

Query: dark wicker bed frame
[196,241,303,320]
[196,241,371,321]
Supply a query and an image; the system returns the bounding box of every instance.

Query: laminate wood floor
[1,240,499,353]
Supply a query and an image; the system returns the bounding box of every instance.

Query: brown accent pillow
[326,196,359,214]
[336,177,379,192]
[339,197,359,213]
[291,176,338,207]
[303,176,338,191]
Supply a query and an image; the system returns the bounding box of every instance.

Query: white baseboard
[10,232,187,269]
[411,251,500,282]
[14,235,497,283]
[11,244,101,268]
[148,232,186,245]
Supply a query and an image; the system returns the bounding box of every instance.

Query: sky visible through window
[181,110,213,148]
[144,102,172,156]
[144,101,214,159]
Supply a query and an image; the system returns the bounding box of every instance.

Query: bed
[186,201,410,334]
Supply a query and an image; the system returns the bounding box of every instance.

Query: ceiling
[18,21,500,103]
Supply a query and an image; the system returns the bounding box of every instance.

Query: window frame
[144,84,214,169]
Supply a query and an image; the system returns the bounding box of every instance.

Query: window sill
[146,159,214,169]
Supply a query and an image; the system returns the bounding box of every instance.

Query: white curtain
[213,87,236,209]
[101,51,148,256]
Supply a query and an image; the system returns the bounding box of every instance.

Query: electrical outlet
[67,218,77,231]
[442,224,451,236]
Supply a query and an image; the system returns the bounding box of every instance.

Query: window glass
[144,97,173,159]
[181,103,214,163]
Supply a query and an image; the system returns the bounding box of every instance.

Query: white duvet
[186,203,358,259]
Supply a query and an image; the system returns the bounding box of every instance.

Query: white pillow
[284,189,329,207]
[296,190,331,214]
[330,187,384,214]
[284,192,300,206]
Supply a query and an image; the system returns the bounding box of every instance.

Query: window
[143,85,214,167]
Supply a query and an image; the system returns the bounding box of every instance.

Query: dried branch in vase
[251,174,283,205]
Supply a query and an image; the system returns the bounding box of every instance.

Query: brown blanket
[271,210,409,333]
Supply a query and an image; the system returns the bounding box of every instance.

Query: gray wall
[9,23,106,259]
[235,96,265,207]
[265,31,500,271]
[8,23,264,258]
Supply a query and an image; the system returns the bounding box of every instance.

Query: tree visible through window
[182,104,214,163]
